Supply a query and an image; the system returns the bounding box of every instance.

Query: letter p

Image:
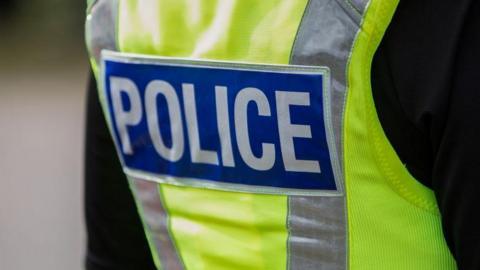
[110,76,142,155]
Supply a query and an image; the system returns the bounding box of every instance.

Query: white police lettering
[215,86,235,167]
[276,91,321,173]
[235,87,275,171]
[145,80,184,162]
[110,76,142,155]
[110,76,321,174]
[182,83,219,165]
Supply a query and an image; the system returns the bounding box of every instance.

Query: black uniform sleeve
[85,73,156,270]
[372,0,480,269]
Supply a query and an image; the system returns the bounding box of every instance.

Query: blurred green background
[0,1,88,269]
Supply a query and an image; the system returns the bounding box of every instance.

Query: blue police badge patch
[100,51,341,195]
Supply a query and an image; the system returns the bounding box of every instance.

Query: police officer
[84,0,479,269]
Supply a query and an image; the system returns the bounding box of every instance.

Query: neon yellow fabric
[117,1,309,269]
[118,0,308,64]
[344,0,457,269]
[87,0,459,268]
[159,186,288,270]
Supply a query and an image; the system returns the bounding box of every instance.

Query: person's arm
[372,0,480,268]
[85,74,156,270]
[431,1,480,268]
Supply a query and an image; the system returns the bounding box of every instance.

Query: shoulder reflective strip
[291,0,360,184]
[85,0,119,72]
[130,178,184,270]
[287,0,366,268]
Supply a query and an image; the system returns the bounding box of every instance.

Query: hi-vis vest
[86,0,457,269]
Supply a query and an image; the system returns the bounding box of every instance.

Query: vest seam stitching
[362,2,440,215]
[288,0,312,64]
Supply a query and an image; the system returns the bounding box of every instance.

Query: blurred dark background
[0,0,85,69]
[0,1,88,269]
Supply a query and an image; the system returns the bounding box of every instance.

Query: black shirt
[85,0,480,269]
[372,0,480,269]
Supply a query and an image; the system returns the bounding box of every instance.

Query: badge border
[100,50,343,197]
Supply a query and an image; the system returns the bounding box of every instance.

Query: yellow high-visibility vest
[85,0,456,269]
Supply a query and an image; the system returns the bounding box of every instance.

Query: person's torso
[85,1,456,269]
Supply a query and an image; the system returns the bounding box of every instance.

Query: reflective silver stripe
[85,0,119,66]
[348,0,369,14]
[130,178,184,270]
[288,197,347,270]
[86,2,184,268]
[291,0,361,177]
[288,0,368,269]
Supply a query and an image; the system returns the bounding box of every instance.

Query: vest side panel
[344,0,457,269]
